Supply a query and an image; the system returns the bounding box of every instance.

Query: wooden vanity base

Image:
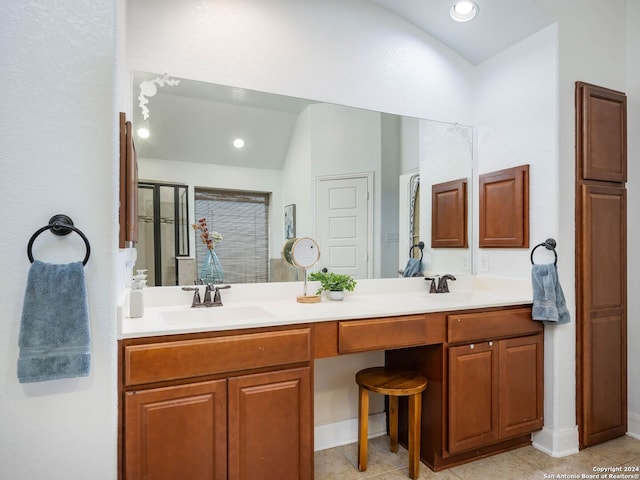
[118,304,540,479]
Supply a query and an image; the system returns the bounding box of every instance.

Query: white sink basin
[160,305,274,325]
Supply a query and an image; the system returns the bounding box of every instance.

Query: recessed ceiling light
[450,1,479,22]
[137,127,150,139]
[233,138,245,149]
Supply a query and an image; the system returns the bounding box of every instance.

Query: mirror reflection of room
[132,72,472,285]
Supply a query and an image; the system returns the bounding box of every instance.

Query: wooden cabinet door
[576,82,627,182]
[448,342,499,454]
[124,379,227,480]
[578,184,627,446]
[499,335,544,439]
[228,367,312,480]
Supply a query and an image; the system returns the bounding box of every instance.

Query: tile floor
[314,435,640,479]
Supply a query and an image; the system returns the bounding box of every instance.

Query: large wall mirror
[131,71,472,285]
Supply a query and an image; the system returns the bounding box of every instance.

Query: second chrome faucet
[425,274,456,293]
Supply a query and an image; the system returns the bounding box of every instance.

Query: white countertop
[118,275,533,339]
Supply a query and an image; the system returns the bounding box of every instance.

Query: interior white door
[316,175,371,279]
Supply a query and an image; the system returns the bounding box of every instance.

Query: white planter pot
[327,290,345,301]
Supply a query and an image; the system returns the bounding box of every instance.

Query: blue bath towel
[17,260,91,383]
[402,258,423,277]
[531,263,570,325]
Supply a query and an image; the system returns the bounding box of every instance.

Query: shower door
[135,182,189,286]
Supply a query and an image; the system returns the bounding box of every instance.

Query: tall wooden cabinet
[575,82,627,448]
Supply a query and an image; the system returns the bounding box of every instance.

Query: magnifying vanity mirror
[131,71,473,286]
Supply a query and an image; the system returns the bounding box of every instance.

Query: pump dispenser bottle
[129,269,147,318]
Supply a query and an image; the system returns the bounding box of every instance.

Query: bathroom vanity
[118,278,542,479]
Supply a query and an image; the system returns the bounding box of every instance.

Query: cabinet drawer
[338,315,432,354]
[124,328,311,386]
[448,308,540,344]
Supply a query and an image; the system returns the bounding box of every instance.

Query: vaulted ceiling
[133,1,555,168]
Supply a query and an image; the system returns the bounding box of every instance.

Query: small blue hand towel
[18,260,91,383]
[531,263,570,325]
[402,258,423,277]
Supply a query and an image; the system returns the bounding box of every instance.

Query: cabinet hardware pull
[489,341,493,347]
[470,344,475,349]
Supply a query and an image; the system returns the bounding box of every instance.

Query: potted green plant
[308,271,357,301]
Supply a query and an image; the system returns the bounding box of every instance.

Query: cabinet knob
[489,341,493,347]
[470,344,475,349]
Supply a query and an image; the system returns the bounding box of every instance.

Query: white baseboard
[532,425,580,457]
[628,413,640,440]
[314,413,387,452]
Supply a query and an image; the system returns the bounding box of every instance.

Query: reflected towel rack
[530,238,557,265]
[410,241,425,261]
[27,214,91,266]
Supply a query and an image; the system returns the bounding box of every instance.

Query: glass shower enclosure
[134,182,189,286]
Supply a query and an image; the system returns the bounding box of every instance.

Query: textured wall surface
[0,1,119,479]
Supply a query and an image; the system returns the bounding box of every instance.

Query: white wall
[625,0,640,439]
[126,0,475,125]
[474,23,574,455]
[281,107,313,243]
[0,1,120,479]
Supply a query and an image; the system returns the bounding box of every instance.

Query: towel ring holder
[27,214,91,266]
[410,241,425,261]
[530,238,557,265]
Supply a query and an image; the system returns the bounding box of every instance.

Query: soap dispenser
[129,269,147,318]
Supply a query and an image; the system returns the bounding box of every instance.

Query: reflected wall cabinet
[431,178,468,248]
[119,112,138,248]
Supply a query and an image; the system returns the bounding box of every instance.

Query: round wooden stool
[356,367,428,480]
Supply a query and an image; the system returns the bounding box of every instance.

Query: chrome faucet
[182,283,231,307]
[425,274,456,293]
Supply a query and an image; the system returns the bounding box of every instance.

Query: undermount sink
[160,305,274,325]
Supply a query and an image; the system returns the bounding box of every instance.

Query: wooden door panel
[448,343,498,454]
[228,367,312,480]
[585,312,627,444]
[125,380,227,480]
[582,185,626,311]
[576,82,627,182]
[479,164,529,248]
[499,335,544,439]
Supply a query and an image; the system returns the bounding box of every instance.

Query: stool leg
[358,387,369,472]
[389,395,398,453]
[408,392,422,480]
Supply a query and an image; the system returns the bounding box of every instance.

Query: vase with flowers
[193,218,224,284]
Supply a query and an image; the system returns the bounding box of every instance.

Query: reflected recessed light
[233,138,245,149]
[137,127,150,139]
[450,1,478,22]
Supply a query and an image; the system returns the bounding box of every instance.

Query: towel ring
[530,238,557,265]
[27,215,91,266]
[410,241,425,261]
